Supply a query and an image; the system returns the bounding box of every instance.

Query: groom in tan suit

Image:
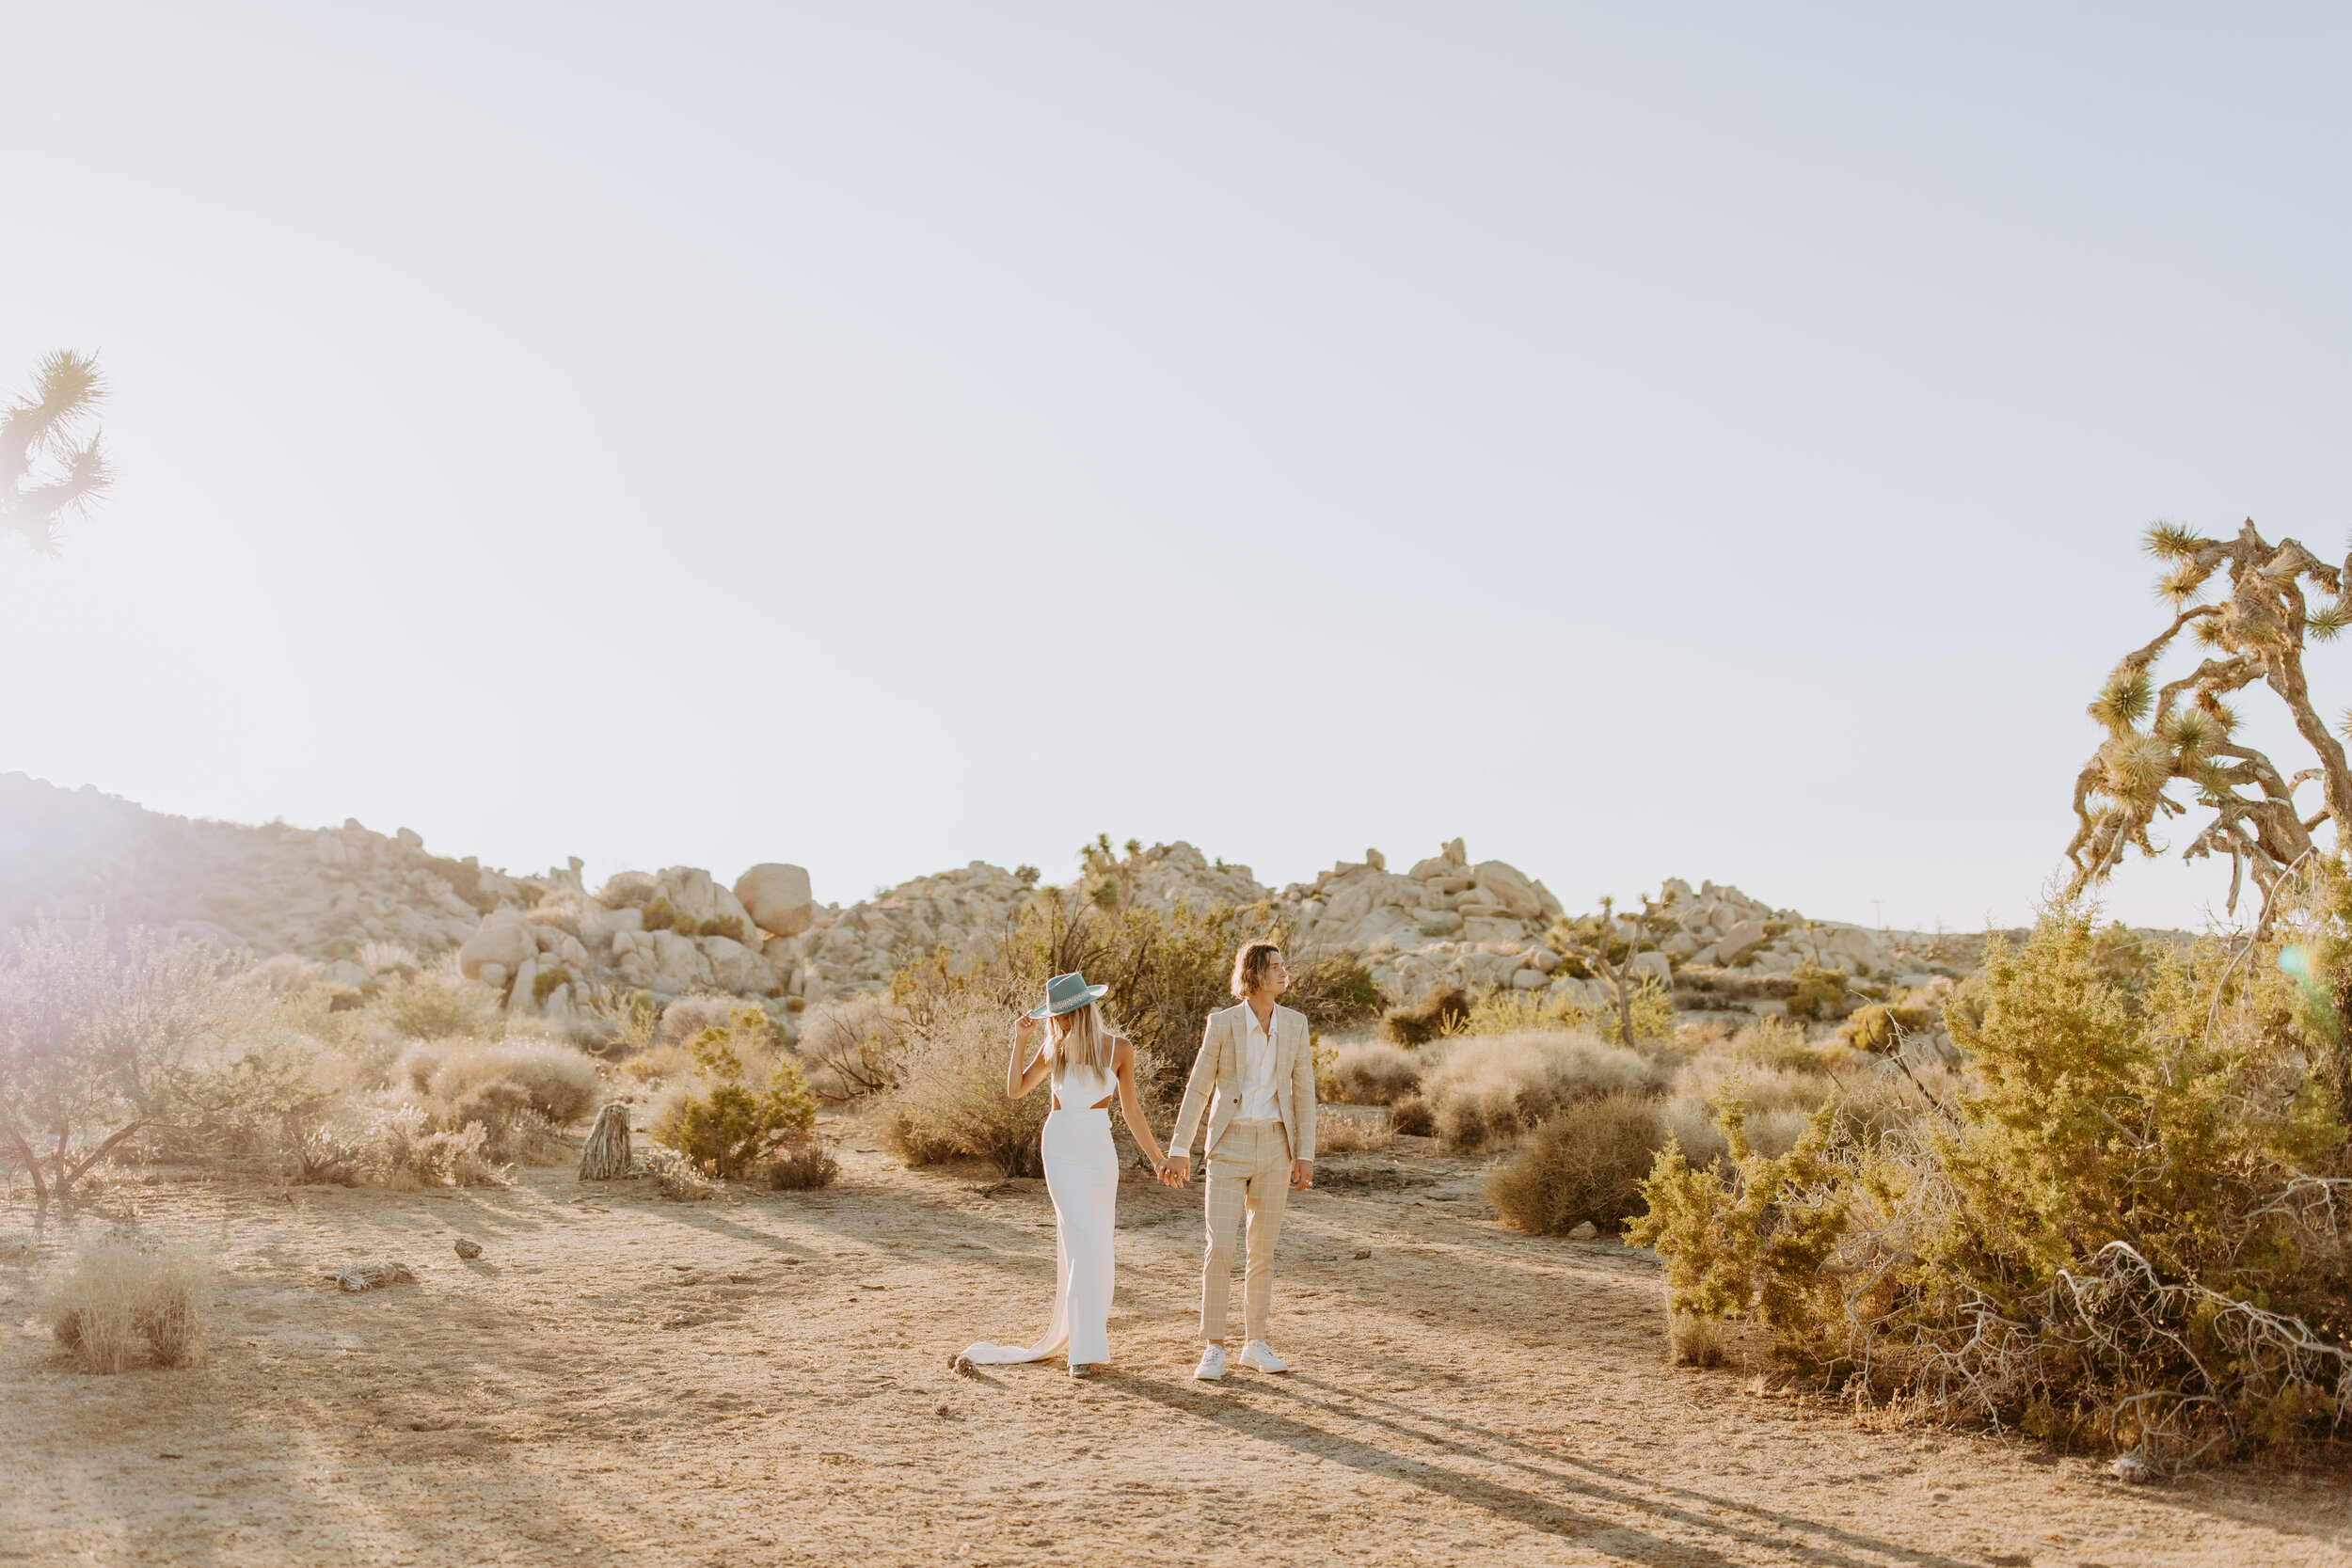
[1165,940,1316,1380]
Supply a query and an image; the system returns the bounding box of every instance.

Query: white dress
[956,1053,1120,1369]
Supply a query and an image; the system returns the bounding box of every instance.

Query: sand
[7,1123,2352,1567]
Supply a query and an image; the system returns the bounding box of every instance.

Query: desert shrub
[884,992,1049,1177]
[756,1131,841,1190]
[658,994,742,1047]
[1315,1108,1395,1154]
[695,913,747,944]
[640,895,676,932]
[422,1039,601,1126]
[354,1104,501,1187]
[1487,1092,1667,1235]
[1839,1001,1937,1053]
[889,879,1273,1107]
[644,1144,721,1200]
[358,941,421,977]
[1460,986,1578,1037]
[649,1009,815,1179]
[1422,1030,1669,1151]
[1633,900,2352,1467]
[1283,956,1385,1034]
[240,954,323,995]
[531,966,573,1005]
[799,993,907,1101]
[375,974,485,1041]
[1781,963,1850,1022]
[1382,987,1470,1047]
[0,920,255,1215]
[443,1081,571,1164]
[621,1042,693,1084]
[1586,974,1678,1046]
[1388,1094,1433,1137]
[1326,1040,1424,1105]
[1730,1016,1822,1072]
[45,1231,208,1372]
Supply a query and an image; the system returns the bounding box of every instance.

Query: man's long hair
[1229,940,1283,1001]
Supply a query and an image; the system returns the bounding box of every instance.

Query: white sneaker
[1192,1344,1227,1381]
[1236,1339,1290,1374]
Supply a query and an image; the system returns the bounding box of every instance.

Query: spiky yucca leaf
[2103,735,2174,800]
[2197,697,2241,737]
[2144,520,2205,560]
[2192,758,2234,803]
[2157,562,2213,605]
[2193,616,2232,649]
[2088,668,2153,731]
[2310,601,2352,641]
[2162,706,2220,756]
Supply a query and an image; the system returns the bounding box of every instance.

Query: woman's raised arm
[1006,1013,1052,1101]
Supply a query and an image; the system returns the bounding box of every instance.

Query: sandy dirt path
[7,1129,2352,1567]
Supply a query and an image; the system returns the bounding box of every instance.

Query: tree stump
[578,1102,631,1180]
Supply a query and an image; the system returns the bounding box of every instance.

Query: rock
[1365,848,1386,871]
[1661,931,1700,959]
[1717,919,1771,966]
[1416,910,1464,937]
[1510,968,1547,990]
[1472,861,1546,921]
[700,935,775,994]
[508,958,540,1015]
[2110,1450,2154,1484]
[597,869,658,909]
[334,1261,416,1292]
[477,962,508,990]
[458,911,536,979]
[1567,1221,1598,1240]
[453,1238,483,1259]
[734,863,816,938]
[578,1102,631,1180]
[1630,951,1673,989]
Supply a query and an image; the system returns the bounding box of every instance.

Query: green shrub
[1285,956,1385,1033]
[1486,1093,1666,1234]
[641,895,675,932]
[1781,963,1849,1021]
[1383,987,1470,1046]
[531,965,572,1005]
[1731,1016,1820,1072]
[652,1009,816,1179]
[1632,900,2352,1465]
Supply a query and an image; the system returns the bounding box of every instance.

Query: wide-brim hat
[1029,970,1110,1020]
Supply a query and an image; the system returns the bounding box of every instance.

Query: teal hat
[1029,971,1109,1021]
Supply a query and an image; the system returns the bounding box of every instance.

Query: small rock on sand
[454,1238,483,1259]
[334,1261,417,1292]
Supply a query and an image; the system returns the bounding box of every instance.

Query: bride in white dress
[956,971,1174,1376]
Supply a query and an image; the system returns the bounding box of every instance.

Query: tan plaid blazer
[1168,1002,1316,1162]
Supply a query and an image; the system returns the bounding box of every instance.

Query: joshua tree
[1553,891,1679,1048]
[2,349,112,556]
[2066,519,2352,924]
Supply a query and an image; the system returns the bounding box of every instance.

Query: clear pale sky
[5,4,2347,931]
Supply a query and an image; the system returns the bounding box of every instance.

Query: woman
[956,971,1172,1376]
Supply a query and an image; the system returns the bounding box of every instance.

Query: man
[1164,940,1316,1380]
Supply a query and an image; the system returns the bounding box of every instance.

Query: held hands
[1161,1154,1192,1188]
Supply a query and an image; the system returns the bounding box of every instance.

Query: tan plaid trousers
[1199,1118,1291,1342]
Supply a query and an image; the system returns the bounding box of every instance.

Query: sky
[3,3,2347,931]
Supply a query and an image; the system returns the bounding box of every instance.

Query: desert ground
[8,1116,2351,1568]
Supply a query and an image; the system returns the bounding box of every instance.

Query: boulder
[458,911,537,979]
[1630,951,1673,989]
[1717,919,1771,966]
[596,870,657,909]
[734,863,816,939]
[1472,861,1547,922]
[700,935,776,994]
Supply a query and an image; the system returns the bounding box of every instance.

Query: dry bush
[420,1039,602,1127]
[1666,1307,1725,1368]
[358,941,421,976]
[884,992,1047,1177]
[645,1146,721,1201]
[1388,1094,1433,1137]
[354,1104,501,1188]
[1729,1016,1822,1072]
[1421,1030,1670,1152]
[621,1042,693,1084]
[1382,986,1470,1046]
[374,974,487,1042]
[1486,1092,1668,1235]
[756,1131,841,1190]
[799,993,906,1101]
[1325,1040,1423,1105]
[658,994,743,1047]
[239,954,323,995]
[45,1230,208,1372]
[1314,1108,1395,1154]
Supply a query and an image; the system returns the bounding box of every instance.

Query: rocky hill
[0,771,2119,1032]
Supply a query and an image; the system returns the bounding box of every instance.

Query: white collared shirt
[1235,1005,1281,1123]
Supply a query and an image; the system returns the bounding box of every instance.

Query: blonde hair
[1050,1002,1116,1075]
